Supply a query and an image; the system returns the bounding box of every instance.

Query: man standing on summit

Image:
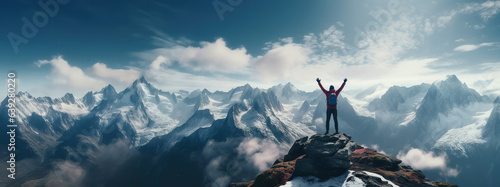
[317,78,347,134]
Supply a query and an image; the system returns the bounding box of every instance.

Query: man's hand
[344,78,347,82]
[316,78,321,82]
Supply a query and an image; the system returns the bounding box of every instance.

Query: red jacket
[318,81,345,109]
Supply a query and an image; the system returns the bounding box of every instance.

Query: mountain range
[0,75,498,186]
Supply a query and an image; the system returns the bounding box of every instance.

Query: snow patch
[400,111,415,126]
[53,103,89,116]
[230,91,243,103]
[364,171,399,186]
[282,170,398,187]
[200,96,230,120]
[433,107,492,155]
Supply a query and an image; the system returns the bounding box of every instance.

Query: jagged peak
[241,83,253,90]
[62,93,76,102]
[18,91,31,97]
[201,88,211,95]
[84,90,93,96]
[134,76,148,84]
[100,84,116,93]
[495,96,500,104]
[229,83,254,93]
[284,82,294,88]
[83,91,94,99]
[283,82,298,92]
[437,75,467,89]
[427,83,439,93]
[129,76,161,94]
[445,74,460,82]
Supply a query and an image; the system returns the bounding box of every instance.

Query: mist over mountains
[1,75,499,186]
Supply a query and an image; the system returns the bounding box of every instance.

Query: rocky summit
[289,133,357,179]
[231,134,457,187]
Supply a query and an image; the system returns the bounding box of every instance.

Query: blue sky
[1,0,500,97]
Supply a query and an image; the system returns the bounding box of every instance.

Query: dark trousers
[326,108,338,133]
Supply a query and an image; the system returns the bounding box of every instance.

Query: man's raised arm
[336,78,347,95]
[317,78,327,93]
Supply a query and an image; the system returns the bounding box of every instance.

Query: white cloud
[144,64,256,92]
[304,10,423,66]
[254,43,311,80]
[46,161,85,186]
[237,138,281,171]
[314,118,323,126]
[90,63,142,84]
[461,1,500,21]
[353,14,420,65]
[370,144,387,155]
[397,148,459,177]
[142,38,252,74]
[454,42,494,52]
[423,18,433,34]
[397,148,446,169]
[436,1,500,28]
[473,24,486,30]
[442,168,459,177]
[132,1,499,94]
[259,10,435,90]
[35,56,146,97]
[37,56,106,91]
[150,55,170,70]
[436,11,456,27]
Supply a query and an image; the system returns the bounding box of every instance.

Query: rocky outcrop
[231,133,457,187]
[350,146,456,187]
[291,133,356,179]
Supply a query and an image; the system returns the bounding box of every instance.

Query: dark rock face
[285,133,356,180]
[273,136,308,165]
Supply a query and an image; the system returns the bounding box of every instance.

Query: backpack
[328,91,337,106]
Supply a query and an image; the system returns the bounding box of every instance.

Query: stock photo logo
[7,0,72,53]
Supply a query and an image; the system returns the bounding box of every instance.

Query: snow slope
[282,170,399,187]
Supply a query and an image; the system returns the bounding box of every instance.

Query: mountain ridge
[0,75,497,187]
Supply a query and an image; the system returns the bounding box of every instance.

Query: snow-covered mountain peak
[100,84,118,97]
[368,84,429,113]
[282,82,299,97]
[201,88,211,94]
[81,84,118,109]
[435,74,469,91]
[253,91,283,114]
[130,77,158,94]
[61,93,76,104]
[17,91,32,98]
[267,82,308,103]
[231,83,253,93]
[134,76,149,84]
[445,74,461,84]
[283,82,296,90]
[483,97,500,146]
